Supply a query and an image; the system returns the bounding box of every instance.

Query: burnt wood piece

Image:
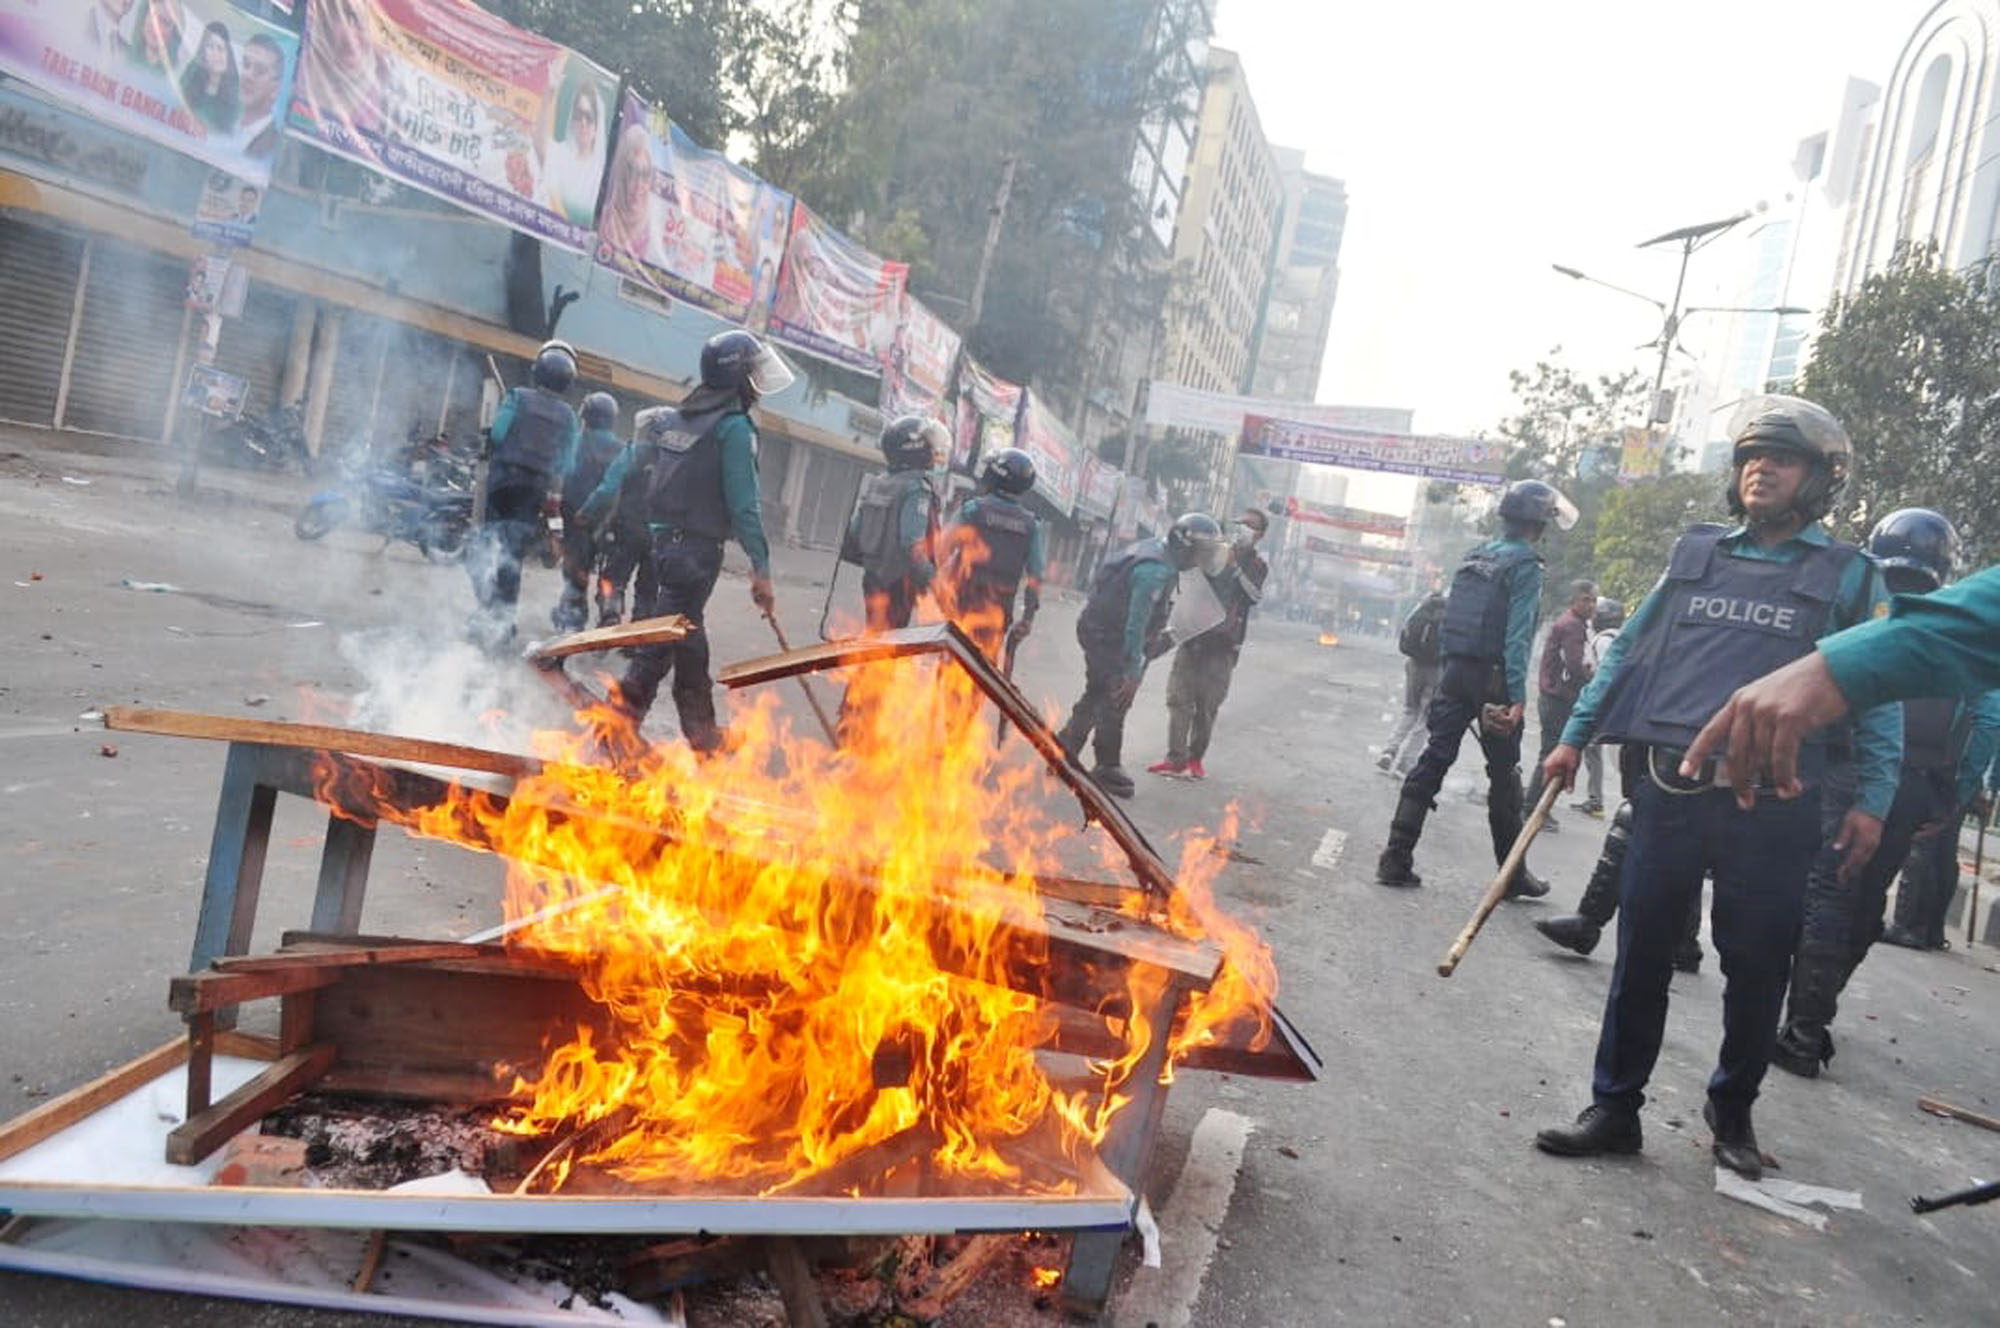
[619,1236,760,1300]
[170,966,343,1016]
[526,614,694,665]
[186,1012,215,1118]
[166,1043,338,1165]
[0,1039,186,1165]
[763,1236,830,1328]
[103,707,541,780]
[900,1233,1015,1321]
[211,943,477,974]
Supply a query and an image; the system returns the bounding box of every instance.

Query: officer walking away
[1776,508,2000,1075]
[1523,579,1599,833]
[1885,728,1998,950]
[468,339,580,650]
[938,446,1044,663]
[551,391,626,634]
[1533,395,1898,1179]
[845,415,947,632]
[1056,513,1228,799]
[1572,597,1625,816]
[580,329,791,752]
[1378,590,1446,779]
[1149,509,1270,779]
[1374,479,1576,895]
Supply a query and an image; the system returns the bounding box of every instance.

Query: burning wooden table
[0,621,1316,1322]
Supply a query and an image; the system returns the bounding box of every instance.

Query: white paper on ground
[1134,1194,1162,1268]
[386,1166,493,1196]
[1714,1167,1864,1230]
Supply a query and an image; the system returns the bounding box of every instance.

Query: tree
[1797,244,2000,561]
[1497,352,1651,484]
[1589,473,1714,605]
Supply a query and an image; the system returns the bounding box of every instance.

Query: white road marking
[1110,1108,1255,1328]
[1310,828,1346,870]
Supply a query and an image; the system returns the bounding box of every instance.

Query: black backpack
[1399,598,1443,664]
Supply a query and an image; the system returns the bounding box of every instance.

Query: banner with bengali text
[1240,415,1510,487]
[767,201,908,375]
[951,357,1020,475]
[287,0,615,252]
[880,293,961,422]
[1016,391,1081,515]
[592,89,791,325]
[0,0,300,185]
[1147,382,1412,436]
[1075,453,1121,521]
[1303,534,1412,567]
[1284,496,1407,538]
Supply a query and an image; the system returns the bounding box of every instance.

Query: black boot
[1704,1098,1764,1180]
[1535,801,1632,955]
[1773,952,1840,1078]
[1488,768,1548,898]
[1535,1104,1643,1158]
[1376,792,1430,888]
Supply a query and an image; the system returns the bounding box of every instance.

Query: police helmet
[1165,511,1229,575]
[1725,394,1853,523]
[978,446,1036,496]
[1593,596,1626,632]
[880,414,949,471]
[700,330,795,399]
[1497,479,1579,532]
[531,340,577,392]
[1867,507,1959,591]
[580,391,618,429]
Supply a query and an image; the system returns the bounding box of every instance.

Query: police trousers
[1402,657,1520,807]
[1593,774,1822,1114]
[1165,641,1238,764]
[468,464,548,625]
[1798,764,1938,964]
[615,532,725,751]
[1057,636,1137,769]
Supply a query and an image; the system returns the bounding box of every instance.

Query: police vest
[1594,525,1862,751]
[852,470,936,580]
[1078,538,1173,649]
[1438,541,1540,662]
[493,387,572,477]
[1901,696,1969,778]
[639,406,744,541]
[958,496,1036,590]
[562,427,626,511]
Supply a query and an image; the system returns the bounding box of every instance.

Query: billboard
[767,201,908,375]
[1240,415,1510,487]
[1284,497,1407,538]
[0,0,300,184]
[1303,535,1411,568]
[287,0,616,252]
[1015,391,1081,515]
[593,90,792,326]
[880,294,961,422]
[1146,382,1413,436]
[951,357,1019,476]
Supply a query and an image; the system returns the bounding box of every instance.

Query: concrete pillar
[302,306,343,459]
[278,298,316,407]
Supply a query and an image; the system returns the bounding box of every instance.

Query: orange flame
[1317,633,1340,647]
[319,642,1275,1195]
[1031,1266,1062,1288]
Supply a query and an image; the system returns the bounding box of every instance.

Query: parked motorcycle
[214,404,313,474]
[293,437,475,560]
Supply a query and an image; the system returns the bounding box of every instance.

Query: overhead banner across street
[287,0,616,252]
[1,0,300,185]
[1146,382,1412,435]
[1285,497,1408,538]
[1240,415,1510,487]
[1303,535,1412,568]
[593,89,793,325]
[768,201,908,375]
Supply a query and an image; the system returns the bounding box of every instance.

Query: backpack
[1399,598,1443,664]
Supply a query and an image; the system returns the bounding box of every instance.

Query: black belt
[651,527,722,545]
[1641,743,1791,797]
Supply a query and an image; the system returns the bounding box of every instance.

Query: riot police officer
[939,446,1044,663]
[1375,479,1576,895]
[846,415,947,632]
[1775,508,2000,1076]
[1056,513,1227,800]
[1534,396,1899,1179]
[552,391,626,634]
[579,329,792,752]
[469,339,579,648]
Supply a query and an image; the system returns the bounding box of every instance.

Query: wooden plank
[212,943,475,974]
[763,1236,830,1328]
[527,614,694,665]
[620,1237,760,1301]
[165,1043,338,1166]
[0,1039,187,1164]
[103,706,540,780]
[1919,1096,2000,1134]
[717,624,956,687]
[169,966,342,1015]
[186,1012,215,1118]
[901,1234,1014,1321]
[213,1030,282,1061]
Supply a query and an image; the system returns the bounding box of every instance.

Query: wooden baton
[1438,777,1563,977]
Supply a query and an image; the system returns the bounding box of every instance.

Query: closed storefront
[211,284,300,421]
[64,236,188,441]
[790,444,867,552]
[0,215,87,429]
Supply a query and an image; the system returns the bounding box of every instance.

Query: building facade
[1247,149,1346,403]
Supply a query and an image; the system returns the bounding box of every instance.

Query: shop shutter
[64,237,187,441]
[795,447,865,552]
[0,217,85,428]
[210,285,299,421]
[319,311,389,463]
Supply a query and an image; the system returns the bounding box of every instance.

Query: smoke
[337,625,577,755]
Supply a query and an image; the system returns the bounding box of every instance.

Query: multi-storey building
[1248,149,1346,403]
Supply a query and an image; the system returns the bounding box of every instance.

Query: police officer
[468,339,580,648]
[939,446,1044,663]
[1534,395,1899,1179]
[551,391,626,634]
[1573,596,1625,816]
[1776,508,2000,1075]
[1149,509,1269,779]
[1374,479,1576,894]
[1379,590,1447,778]
[579,329,791,752]
[847,415,947,632]
[1056,513,1228,800]
[1531,762,1705,973]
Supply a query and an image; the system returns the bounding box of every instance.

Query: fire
[1031,1266,1063,1288]
[1317,632,1340,647]
[319,637,1275,1195]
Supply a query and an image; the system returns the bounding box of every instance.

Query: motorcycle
[293,434,475,561]
[214,404,313,474]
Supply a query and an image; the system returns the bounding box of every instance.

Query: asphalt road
[3,430,1999,1326]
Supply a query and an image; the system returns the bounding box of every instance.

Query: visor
[1550,491,1580,531]
[1198,539,1231,576]
[748,345,796,396]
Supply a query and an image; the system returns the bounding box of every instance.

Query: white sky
[1213,0,1938,452]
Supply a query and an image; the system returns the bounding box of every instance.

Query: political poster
[951,357,1020,476]
[191,169,261,245]
[0,0,299,185]
[287,0,616,252]
[1617,425,1667,480]
[1284,496,1407,538]
[768,201,907,375]
[1240,415,1510,487]
[183,363,247,418]
[1075,454,1121,521]
[1146,382,1413,436]
[880,294,961,422]
[593,90,792,325]
[1015,391,1081,515]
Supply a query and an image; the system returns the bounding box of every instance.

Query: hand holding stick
[1438,779,1562,977]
